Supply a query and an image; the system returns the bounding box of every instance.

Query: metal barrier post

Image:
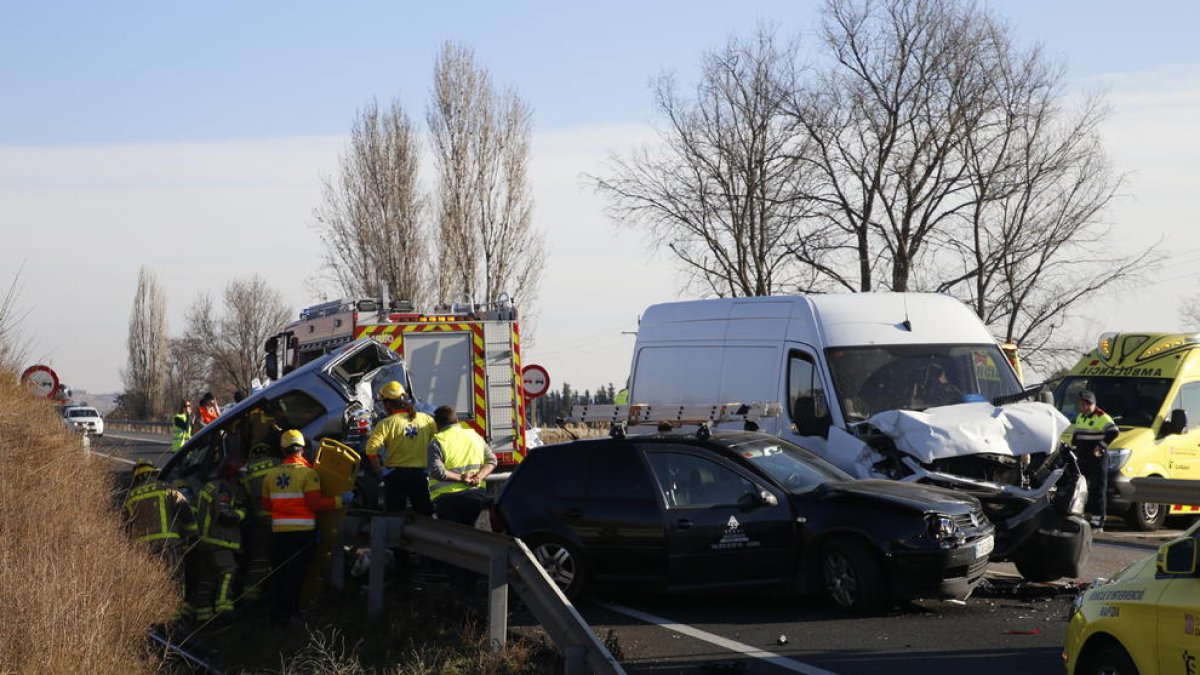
[368,516,387,619]
[488,549,508,651]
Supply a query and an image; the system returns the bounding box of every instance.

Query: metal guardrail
[1130,477,1200,506]
[106,419,172,434]
[334,513,624,675]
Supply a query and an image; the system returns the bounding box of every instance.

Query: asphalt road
[88,432,1184,675]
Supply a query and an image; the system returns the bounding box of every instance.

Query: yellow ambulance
[1054,333,1200,530]
[1063,522,1200,675]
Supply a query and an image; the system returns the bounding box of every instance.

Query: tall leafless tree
[428,42,543,307]
[121,267,169,419]
[163,336,209,411]
[186,276,290,397]
[594,27,827,297]
[315,98,428,305]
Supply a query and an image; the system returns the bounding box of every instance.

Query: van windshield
[826,344,1023,420]
[1053,376,1173,428]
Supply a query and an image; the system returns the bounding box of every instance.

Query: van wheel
[1125,501,1167,531]
[821,538,886,613]
[525,536,587,599]
[1080,643,1138,675]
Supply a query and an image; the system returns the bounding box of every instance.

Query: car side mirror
[1158,537,1198,575]
[1161,409,1188,437]
[739,490,778,509]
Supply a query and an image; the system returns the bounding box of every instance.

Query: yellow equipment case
[301,438,360,603]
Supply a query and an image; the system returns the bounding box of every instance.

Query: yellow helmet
[280,429,306,450]
[379,381,409,402]
[132,461,157,480]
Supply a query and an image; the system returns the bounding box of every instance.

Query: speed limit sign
[20,365,60,400]
[521,364,550,399]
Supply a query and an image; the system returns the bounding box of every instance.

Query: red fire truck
[264,297,529,466]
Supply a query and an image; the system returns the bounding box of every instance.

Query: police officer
[171,399,193,452]
[364,382,436,516]
[1071,390,1119,531]
[427,405,496,527]
[188,461,247,622]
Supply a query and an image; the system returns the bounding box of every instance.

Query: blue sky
[3,1,1200,395]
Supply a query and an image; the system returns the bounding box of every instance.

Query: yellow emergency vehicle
[1063,522,1200,675]
[1054,333,1200,530]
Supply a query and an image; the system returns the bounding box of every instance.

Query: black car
[494,429,995,612]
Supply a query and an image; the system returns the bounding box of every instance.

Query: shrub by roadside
[0,375,177,673]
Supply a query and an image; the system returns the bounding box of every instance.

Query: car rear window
[68,408,98,418]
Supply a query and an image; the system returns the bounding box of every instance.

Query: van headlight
[1107,448,1132,471]
[927,514,965,548]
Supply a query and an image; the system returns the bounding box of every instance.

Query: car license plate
[973,535,994,559]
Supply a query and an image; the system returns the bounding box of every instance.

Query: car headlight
[1107,448,1131,471]
[927,514,965,548]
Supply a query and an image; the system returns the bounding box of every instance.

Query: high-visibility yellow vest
[196,480,246,550]
[241,456,279,519]
[171,413,191,451]
[428,425,486,501]
[123,479,195,543]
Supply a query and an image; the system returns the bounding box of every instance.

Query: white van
[628,293,1090,581]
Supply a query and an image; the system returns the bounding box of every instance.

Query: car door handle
[674,519,694,530]
[564,508,583,521]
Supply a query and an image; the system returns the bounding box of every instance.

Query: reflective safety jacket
[241,456,279,519]
[261,454,343,533]
[1071,410,1119,457]
[171,413,192,452]
[123,478,196,544]
[196,479,247,550]
[365,411,435,468]
[428,424,495,501]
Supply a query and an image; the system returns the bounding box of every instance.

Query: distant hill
[68,390,120,416]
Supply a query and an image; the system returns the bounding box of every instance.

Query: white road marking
[595,601,840,675]
[90,450,136,465]
[103,431,171,445]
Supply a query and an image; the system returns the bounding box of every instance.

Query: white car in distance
[62,406,104,436]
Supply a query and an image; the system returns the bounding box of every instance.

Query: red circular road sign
[20,364,60,400]
[521,364,550,399]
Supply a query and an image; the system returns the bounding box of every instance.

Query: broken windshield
[826,344,1023,421]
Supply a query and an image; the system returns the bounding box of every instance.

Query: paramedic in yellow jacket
[1070,389,1119,530]
[261,430,351,627]
[427,405,496,527]
[365,381,436,516]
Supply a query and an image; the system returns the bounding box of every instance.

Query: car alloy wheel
[1083,643,1138,675]
[820,538,885,613]
[529,538,584,598]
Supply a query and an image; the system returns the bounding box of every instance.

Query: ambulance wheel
[526,536,587,599]
[1125,501,1167,531]
[1080,642,1138,675]
[821,537,886,613]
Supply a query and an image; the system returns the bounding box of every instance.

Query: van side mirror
[1161,409,1188,437]
[1038,390,1054,405]
[265,352,279,381]
[1158,537,1197,575]
[792,398,831,437]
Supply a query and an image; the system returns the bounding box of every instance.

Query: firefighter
[262,429,351,626]
[364,382,436,517]
[239,442,278,602]
[171,399,193,452]
[187,461,248,622]
[1070,389,1119,531]
[122,460,196,613]
[427,405,496,527]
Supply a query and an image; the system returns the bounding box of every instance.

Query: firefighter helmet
[280,429,306,450]
[131,460,157,480]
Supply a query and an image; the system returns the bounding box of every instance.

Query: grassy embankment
[0,375,564,673]
[0,376,176,673]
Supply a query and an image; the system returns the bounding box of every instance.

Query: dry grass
[0,374,177,674]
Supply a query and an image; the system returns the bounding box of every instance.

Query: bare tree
[186,276,290,397]
[0,265,31,376]
[315,98,428,305]
[121,267,169,419]
[163,336,209,411]
[594,27,827,297]
[428,42,543,306]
